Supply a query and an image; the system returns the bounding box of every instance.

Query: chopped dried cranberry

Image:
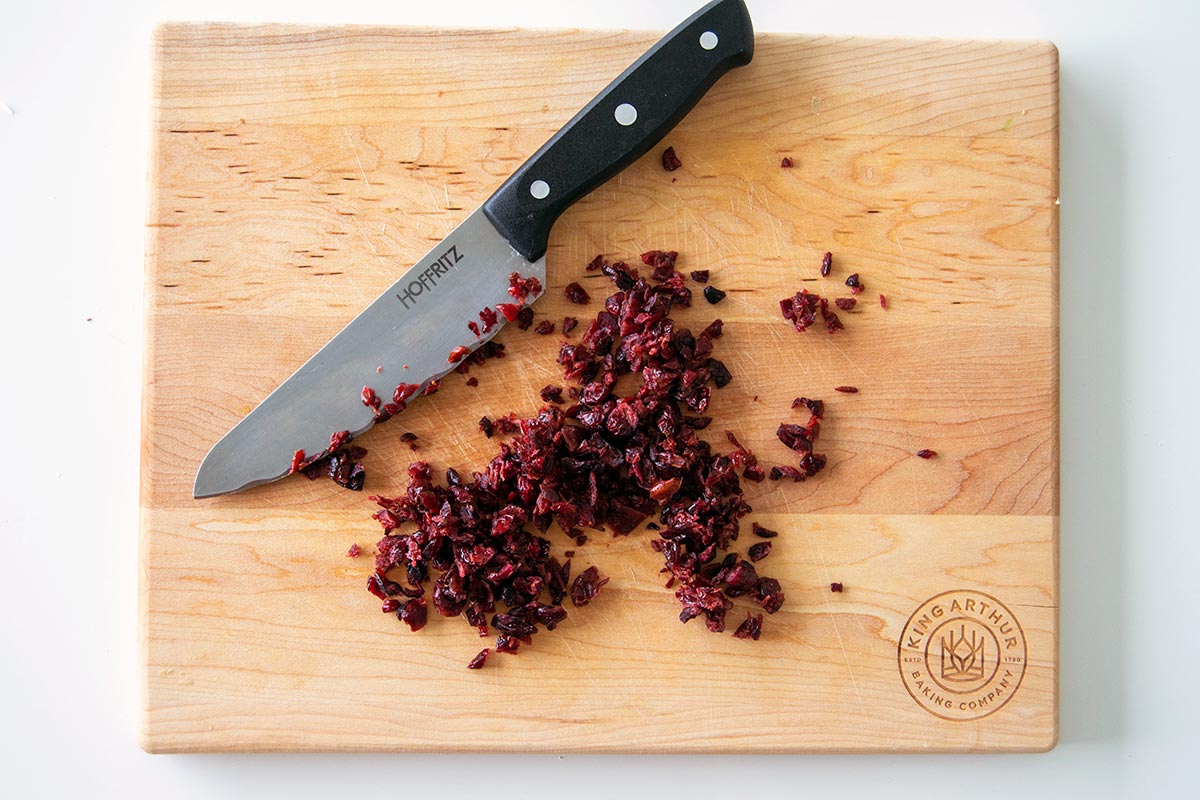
[465,377,479,387]
[448,345,470,363]
[845,273,863,294]
[916,449,937,459]
[400,432,419,450]
[540,385,564,404]
[821,251,832,277]
[661,146,682,171]
[288,449,306,475]
[478,416,494,438]
[479,306,499,333]
[423,380,441,396]
[748,542,772,562]
[751,522,777,539]
[562,316,578,335]
[346,543,362,558]
[467,648,490,669]
[780,157,794,169]
[398,597,427,631]
[381,597,400,613]
[879,294,887,309]
[361,386,380,410]
[564,282,590,305]
[570,566,609,607]
[689,270,710,283]
[393,383,419,403]
[586,254,606,272]
[834,297,856,311]
[535,320,555,335]
[791,397,824,418]
[703,286,727,305]
[835,386,858,393]
[516,306,534,331]
[640,250,679,277]
[496,302,521,322]
[733,612,763,640]
[830,582,844,593]
[508,272,543,303]
[467,320,481,337]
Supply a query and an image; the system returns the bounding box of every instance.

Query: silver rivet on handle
[699,31,718,50]
[614,103,638,126]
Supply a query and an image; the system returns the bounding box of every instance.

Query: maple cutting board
[141,23,1058,753]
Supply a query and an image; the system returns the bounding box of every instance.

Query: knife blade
[194,0,754,499]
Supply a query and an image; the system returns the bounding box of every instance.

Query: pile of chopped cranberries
[366,253,800,665]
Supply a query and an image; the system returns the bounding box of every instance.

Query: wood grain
[142,23,1059,753]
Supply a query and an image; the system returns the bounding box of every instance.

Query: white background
[1,0,1197,796]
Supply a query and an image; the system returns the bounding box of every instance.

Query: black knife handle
[482,0,754,261]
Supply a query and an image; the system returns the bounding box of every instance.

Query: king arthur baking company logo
[898,590,1027,721]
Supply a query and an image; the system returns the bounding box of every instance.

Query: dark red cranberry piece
[661,146,682,171]
[346,543,362,558]
[830,582,844,592]
[570,566,608,607]
[448,345,470,363]
[748,542,772,562]
[703,286,726,304]
[821,251,832,277]
[835,386,858,393]
[422,380,440,396]
[752,522,777,539]
[466,648,490,669]
[288,449,306,475]
[400,432,419,450]
[478,416,494,438]
[689,270,710,283]
[496,302,521,322]
[516,306,535,330]
[540,385,564,404]
[508,272,543,303]
[467,320,481,337]
[916,449,937,459]
[465,376,479,387]
[398,597,427,631]
[834,297,856,311]
[535,320,555,335]
[361,386,380,410]
[780,157,794,169]
[879,293,887,309]
[845,273,863,294]
[586,254,606,272]
[733,612,763,640]
[479,306,499,333]
[381,597,400,613]
[564,282,590,305]
[562,316,578,334]
[791,397,824,418]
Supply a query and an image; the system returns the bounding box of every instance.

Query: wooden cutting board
[141,23,1059,753]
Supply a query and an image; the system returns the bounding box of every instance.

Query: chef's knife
[194,0,754,499]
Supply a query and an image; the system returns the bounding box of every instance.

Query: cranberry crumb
[468,320,481,337]
[661,146,682,171]
[562,316,578,335]
[516,306,535,331]
[496,302,521,322]
[830,582,844,593]
[398,597,427,631]
[564,282,590,305]
[834,297,856,311]
[780,157,794,169]
[535,320,555,335]
[540,385,564,404]
[821,251,832,277]
[751,522,778,539]
[381,597,400,613]
[703,286,727,304]
[641,250,678,271]
[791,397,824,418]
[508,272,543,303]
[570,566,609,607]
[834,386,858,393]
[733,612,763,640]
[586,254,606,272]
[400,432,419,450]
[690,270,710,283]
[346,543,362,558]
[478,416,494,438]
[879,293,887,309]
[448,345,470,363]
[916,449,937,459]
[423,380,441,396]
[845,273,863,294]
[465,376,479,387]
[748,542,772,562]
[467,648,490,669]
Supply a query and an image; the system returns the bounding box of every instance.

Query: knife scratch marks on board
[342,126,371,187]
[806,531,866,715]
[905,431,921,513]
